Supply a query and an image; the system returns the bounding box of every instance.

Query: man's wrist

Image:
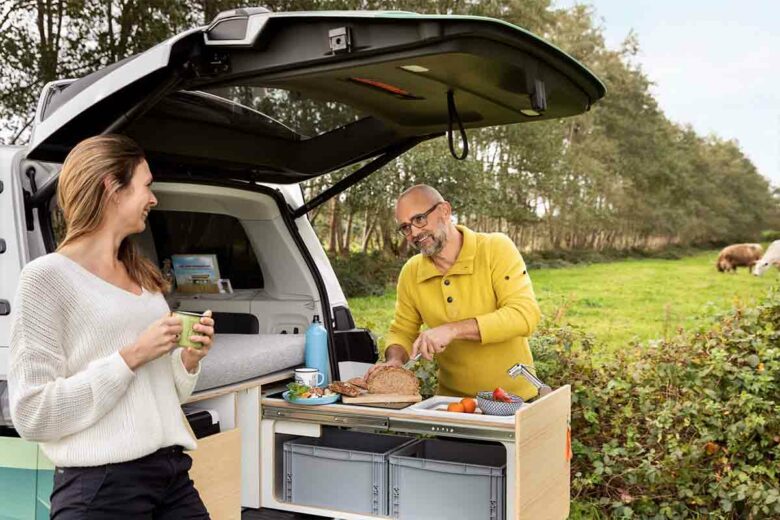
[448,319,481,342]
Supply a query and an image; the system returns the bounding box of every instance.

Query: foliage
[761,230,780,243]
[1,0,775,253]
[532,290,780,518]
[328,251,407,297]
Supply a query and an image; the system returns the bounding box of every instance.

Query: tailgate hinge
[328,27,352,54]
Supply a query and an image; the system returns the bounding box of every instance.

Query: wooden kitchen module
[188,428,242,520]
[259,384,572,520]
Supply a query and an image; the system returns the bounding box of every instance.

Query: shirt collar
[416,225,476,283]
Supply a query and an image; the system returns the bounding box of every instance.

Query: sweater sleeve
[474,234,542,344]
[170,348,200,403]
[8,267,135,442]
[383,262,423,356]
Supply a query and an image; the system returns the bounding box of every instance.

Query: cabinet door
[188,428,242,520]
[36,447,55,519]
[0,437,38,519]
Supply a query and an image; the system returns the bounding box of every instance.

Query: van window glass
[148,211,263,289]
[196,86,365,139]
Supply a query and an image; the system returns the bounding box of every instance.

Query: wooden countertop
[260,395,517,430]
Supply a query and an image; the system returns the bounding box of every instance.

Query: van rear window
[148,211,263,290]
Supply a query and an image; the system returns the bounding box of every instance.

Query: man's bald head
[397,184,445,209]
[396,185,447,224]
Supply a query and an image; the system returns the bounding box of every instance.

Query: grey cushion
[194,334,304,392]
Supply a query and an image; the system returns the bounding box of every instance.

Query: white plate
[405,396,515,423]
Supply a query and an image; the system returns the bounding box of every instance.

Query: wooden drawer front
[188,428,242,520]
[515,385,571,520]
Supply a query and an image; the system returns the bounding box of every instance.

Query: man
[368,185,542,399]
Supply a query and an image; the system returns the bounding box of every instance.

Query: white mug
[295,368,325,387]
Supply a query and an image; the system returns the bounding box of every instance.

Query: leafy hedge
[330,246,709,297]
[532,290,780,518]
[327,252,407,297]
[761,230,780,242]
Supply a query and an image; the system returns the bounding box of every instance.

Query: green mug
[172,311,205,349]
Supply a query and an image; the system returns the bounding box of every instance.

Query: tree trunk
[362,210,376,253]
[328,198,339,253]
[341,209,354,255]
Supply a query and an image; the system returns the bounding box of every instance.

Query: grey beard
[415,230,446,257]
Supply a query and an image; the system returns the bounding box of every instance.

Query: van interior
[28,158,362,392]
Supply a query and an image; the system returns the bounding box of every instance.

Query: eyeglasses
[396,202,443,236]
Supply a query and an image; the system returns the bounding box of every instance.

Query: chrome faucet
[507,363,552,397]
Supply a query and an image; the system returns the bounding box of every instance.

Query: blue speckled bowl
[476,391,524,416]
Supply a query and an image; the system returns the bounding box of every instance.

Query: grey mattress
[194,334,304,392]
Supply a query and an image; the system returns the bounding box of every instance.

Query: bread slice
[328,381,361,397]
[347,377,368,390]
[366,367,419,395]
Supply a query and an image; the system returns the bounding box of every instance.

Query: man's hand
[180,310,215,374]
[412,324,457,361]
[366,358,403,378]
[366,344,407,378]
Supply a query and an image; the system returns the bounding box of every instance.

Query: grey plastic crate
[389,439,507,520]
[283,429,415,516]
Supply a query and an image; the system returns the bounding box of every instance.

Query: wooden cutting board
[341,393,422,405]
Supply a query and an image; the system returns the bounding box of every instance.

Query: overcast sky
[555,0,780,188]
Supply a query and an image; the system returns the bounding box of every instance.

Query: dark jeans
[50,445,210,519]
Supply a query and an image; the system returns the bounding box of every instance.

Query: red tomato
[492,387,511,403]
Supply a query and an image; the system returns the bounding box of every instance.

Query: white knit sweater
[8,253,200,467]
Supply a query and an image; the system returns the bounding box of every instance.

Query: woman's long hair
[56,134,169,293]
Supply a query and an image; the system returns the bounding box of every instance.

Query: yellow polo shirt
[384,225,542,399]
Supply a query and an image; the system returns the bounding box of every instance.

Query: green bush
[523,246,704,270]
[761,230,780,242]
[530,291,780,518]
[328,251,406,297]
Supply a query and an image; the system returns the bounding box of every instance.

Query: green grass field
[348,250,779,353]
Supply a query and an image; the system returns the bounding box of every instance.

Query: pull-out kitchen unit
[178,367,571,520]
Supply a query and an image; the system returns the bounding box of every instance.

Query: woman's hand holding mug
[120,314,184,371]
[180,310,215,373]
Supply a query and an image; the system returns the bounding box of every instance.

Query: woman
[8,134,216,519]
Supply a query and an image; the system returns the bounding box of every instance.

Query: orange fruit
[447,402,465,413]
[460,398,477,413]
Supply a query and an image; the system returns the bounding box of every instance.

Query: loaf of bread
[366,367,419,395]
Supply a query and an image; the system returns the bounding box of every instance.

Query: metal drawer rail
[262,404,515,442]
[388,419,515,442]
[262,405,389,430]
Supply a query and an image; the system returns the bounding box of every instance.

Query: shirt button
[447,296,453,303]
[444,279,451,286]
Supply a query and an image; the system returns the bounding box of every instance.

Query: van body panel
[0,147,29,378]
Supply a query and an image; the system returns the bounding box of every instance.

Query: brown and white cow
[752,240,780,276]
[716,243,763,273]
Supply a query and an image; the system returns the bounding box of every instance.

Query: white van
[0,8,604,519]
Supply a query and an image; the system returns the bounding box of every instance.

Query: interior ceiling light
[400,65,430,73]
[521,109,542,117]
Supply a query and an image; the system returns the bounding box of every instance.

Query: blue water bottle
[304,315,330,387]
